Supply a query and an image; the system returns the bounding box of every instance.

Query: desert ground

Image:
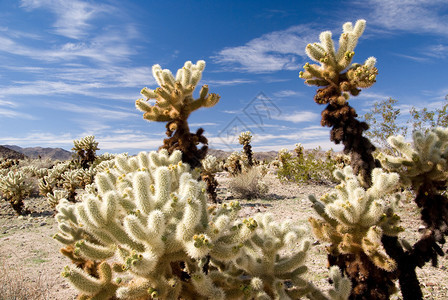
[1,171,447,299]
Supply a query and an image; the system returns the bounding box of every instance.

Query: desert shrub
[228,166,268,199]
[276,145,339,185]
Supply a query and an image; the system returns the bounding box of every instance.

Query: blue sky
[0,0,447,154]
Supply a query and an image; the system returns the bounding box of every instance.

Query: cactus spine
[136,60,220,168]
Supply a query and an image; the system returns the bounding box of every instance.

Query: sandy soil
[1,172,447,299]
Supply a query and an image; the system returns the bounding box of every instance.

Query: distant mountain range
[0,145,279,162]
[1,145,73,160]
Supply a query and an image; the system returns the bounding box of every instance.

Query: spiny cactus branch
[136,60,220,168]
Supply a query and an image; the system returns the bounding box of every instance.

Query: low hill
[2,145,72,161]
[0,146,26,160]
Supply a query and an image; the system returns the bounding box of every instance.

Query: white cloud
[0,132,75,148]
[212,25,318,73]
[273,111,319,123]
[0,130,164,153]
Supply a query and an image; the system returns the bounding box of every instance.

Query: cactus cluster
[224,151,250,176]
[300,19,378,187]
[0,170,33,215]
[54,149,346,299]
[136,60,220,168]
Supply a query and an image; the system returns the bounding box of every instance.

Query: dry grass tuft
[0,260,50,300]
[228,167,268,199]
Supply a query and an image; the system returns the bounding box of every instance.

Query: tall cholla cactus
[309,166,402,298]
[201,155,222,203]
[238,131,254,166]
[0,170,33,215]
[300,20,378,187]
[54,149,333,299]
[378,127,448,298]
[136,60,220,168]
[72,135,99,169]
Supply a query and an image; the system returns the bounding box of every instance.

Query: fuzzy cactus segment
[300,19,377,104]
[308,166,402,271]
[55,149,315,299]
[378,127,448,190]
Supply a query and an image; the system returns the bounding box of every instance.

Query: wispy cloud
[212,25,318,73]
[204,79,254,86]
[189,122,219,127]
[363,0,448,36]
[0,108,35,119]
[43,101,139,120]
[273,90,303,98]
[0,79,144,101]
[20,0,114,39]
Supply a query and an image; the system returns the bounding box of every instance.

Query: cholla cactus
[61,169,83,202]
[38,174,57,196]
[225,151,250,176]
[238,131,254,166]
[0,170,33,215]
[300,20,377,187]
[378,127,448,280]
[294,143,304,161]
[72,135,100,169]
[54,149,315,299]
[136,60,220,168]
[47,189,68,209]
[309,166,402,298]
[201,155,222,203]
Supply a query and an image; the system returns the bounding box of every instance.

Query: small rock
[40,222,47,226]
[18,215,24,220]
[418,225,426,232]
